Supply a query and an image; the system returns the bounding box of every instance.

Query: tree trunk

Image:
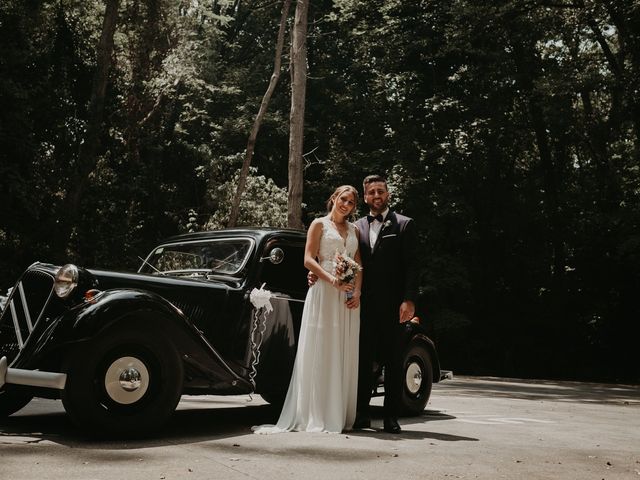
[63,0,120,257]
[228,0,292,227]
[287,0,308,230]
[125,0,163,166]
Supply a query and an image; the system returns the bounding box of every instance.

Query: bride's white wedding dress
[253,217,360,433]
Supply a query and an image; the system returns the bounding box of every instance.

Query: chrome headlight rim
[54,264,79,299]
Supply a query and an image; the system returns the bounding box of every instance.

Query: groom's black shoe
[353,414,371,429]
[383,417,401,434]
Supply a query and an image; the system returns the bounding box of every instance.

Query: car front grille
[0,267,55,365]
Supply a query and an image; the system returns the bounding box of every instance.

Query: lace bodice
[317,217,358,272]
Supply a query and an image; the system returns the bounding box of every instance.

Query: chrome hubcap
[104,356,149,404]
[405,362,423,394]
[119,367,142,392]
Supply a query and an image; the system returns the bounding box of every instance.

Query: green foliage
[205,165,289,229]
[1,0,639,381]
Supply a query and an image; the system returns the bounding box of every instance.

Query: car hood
[86,268,239,330]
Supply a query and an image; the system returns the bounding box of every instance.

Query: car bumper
[440,370,454,381]
[0,356,67,390]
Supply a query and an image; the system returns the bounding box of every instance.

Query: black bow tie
[367,214,384,223]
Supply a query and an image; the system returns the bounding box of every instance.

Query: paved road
[1,376,639,480]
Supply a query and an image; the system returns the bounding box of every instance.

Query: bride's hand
[330,277,351,292]
[346,289,360,309]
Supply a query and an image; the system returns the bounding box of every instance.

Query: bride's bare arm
[304,219,340,288]
[346,228,363,308]
[354,244,363,295]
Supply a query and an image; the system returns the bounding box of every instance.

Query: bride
[253,185,362,433]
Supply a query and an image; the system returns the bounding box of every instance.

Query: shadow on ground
[0,399,277,447]
[0,398,461,448]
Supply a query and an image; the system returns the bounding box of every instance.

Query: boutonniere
[383,219,392,229]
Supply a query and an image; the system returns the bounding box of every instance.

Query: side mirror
[260,247,284,265]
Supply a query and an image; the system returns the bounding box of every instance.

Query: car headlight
[54,264,79,298]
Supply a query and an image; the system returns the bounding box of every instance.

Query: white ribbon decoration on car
[247,284,273,392]
[249,284,274,314]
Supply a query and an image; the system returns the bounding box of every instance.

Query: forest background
[1,0,638,383]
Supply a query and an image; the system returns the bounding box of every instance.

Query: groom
[346,174,419,433]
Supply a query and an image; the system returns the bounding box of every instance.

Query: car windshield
[139,238,253,277]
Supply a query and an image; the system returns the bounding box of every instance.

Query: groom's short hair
[363,174,388,192]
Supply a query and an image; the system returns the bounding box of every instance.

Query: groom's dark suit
[355,210,419,419]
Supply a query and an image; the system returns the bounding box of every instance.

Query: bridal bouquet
[332,250,362,299]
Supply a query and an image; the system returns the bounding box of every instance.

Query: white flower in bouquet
[332,250,362,299]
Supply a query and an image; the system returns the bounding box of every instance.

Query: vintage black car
[0,228,447,436]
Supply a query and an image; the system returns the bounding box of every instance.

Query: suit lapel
[357,217,372,256]
[372,210,396,253]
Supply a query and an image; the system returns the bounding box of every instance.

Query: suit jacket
[355,210,419,328]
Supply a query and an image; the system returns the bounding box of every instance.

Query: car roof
[158,227,307,245]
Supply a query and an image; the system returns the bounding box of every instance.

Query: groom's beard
[367,201,389,215]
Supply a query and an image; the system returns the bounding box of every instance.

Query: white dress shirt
[369,208,389,249]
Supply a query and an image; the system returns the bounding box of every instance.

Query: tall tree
[228,0,292,227]
[287,0,308,229]
[63,0,120,257]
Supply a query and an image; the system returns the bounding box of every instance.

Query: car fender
[27,289,251,391]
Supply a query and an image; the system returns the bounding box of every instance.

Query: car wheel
[0,386,32,418]
[61,322,184,437]
[400,341,433,416]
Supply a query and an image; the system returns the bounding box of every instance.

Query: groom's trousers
[357,314,404,418]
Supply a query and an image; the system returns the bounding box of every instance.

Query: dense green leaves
[1,0,638,381]
[308,0,640,380]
